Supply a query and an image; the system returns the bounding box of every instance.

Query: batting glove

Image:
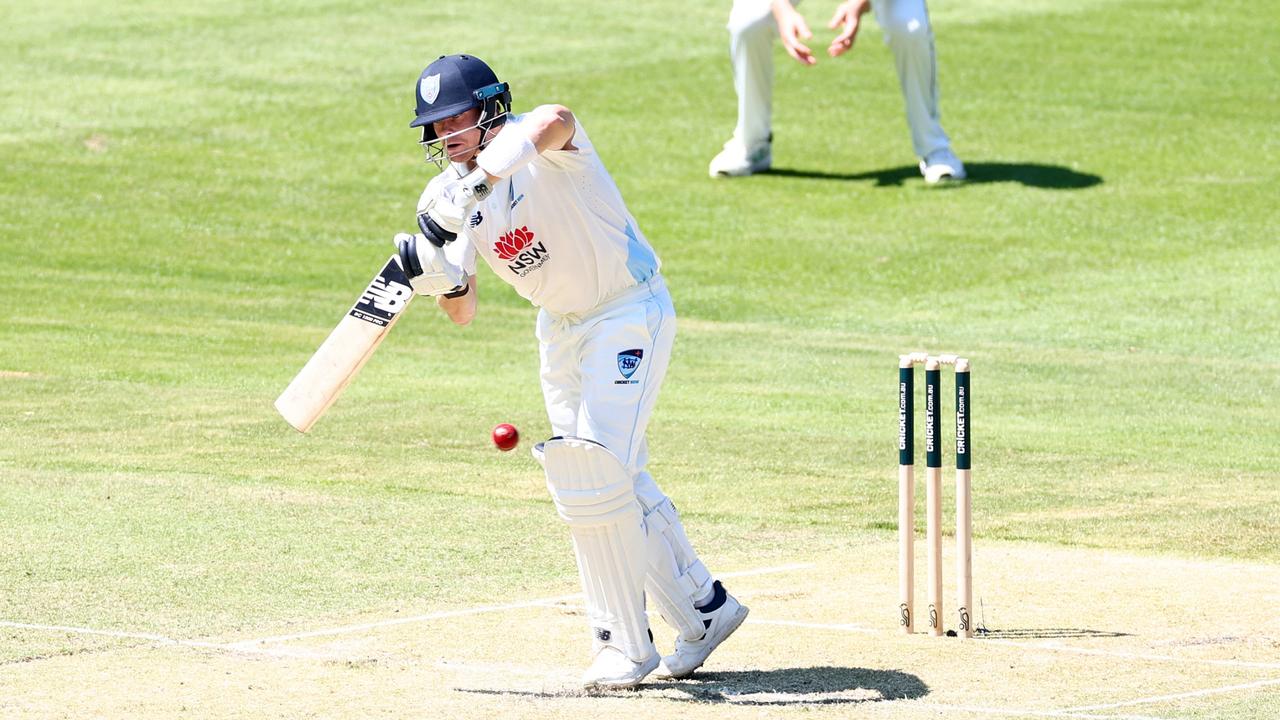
[394,232,468,296]
[417,167,492,247]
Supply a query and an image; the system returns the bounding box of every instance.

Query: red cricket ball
[491,423,519,452]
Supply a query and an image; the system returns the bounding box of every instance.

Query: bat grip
[397,235,424,278]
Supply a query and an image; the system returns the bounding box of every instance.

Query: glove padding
[394,232,467,296]
[416,167,493,247]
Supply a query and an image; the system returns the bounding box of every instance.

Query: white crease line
[750,619,877,634]
[718,562,814,578]
[0,621,210,647]
[1061,677,1280,712]
[233,562,816,648]
[0,621,345,660]
[434,659,563,678]
[724,620,1280,671]
[0,564,815,655]
[923,703,1167,720]
[228,594,581,649]
[985,639,1280,670]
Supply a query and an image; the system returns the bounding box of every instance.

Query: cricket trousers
[726,0,953,160]
[537,275,715,642]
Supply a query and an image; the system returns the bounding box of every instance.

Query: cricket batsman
[394,54,749,689]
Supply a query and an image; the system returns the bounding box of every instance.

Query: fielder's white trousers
[727,0,952,159]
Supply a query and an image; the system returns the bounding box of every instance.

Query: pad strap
[641,497,715,641]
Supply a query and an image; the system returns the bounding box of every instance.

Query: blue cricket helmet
[410,54,511,142]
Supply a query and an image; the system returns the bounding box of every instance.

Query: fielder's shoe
[655,581,749,679]
[582,644,660,691]
[709,137,772,177]
[919,149,967,184]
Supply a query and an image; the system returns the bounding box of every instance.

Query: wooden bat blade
[274,255,415,433]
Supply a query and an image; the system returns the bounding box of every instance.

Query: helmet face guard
[418,82,511,169]
[410,55,512,170]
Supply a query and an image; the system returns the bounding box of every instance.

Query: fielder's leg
[540,437,659,689]
[712,0,776,176]
[873,0,964,181]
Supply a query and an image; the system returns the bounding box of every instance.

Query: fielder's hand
[774,2,816,65]
[394,232,468,296]
[826,0,870,58]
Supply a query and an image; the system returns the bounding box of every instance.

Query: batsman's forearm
[437,275,477,326]
[476,105,575,179]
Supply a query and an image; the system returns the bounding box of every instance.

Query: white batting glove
[417,167,492,246]
[394,232,467,296]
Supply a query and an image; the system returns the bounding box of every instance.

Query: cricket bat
[274,255,415,433]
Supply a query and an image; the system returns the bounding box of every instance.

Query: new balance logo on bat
[350,260,413,326]
[361,278,411,312]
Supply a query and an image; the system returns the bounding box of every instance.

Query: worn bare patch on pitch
[2,543,1277,719]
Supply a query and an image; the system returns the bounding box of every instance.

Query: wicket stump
[898,352,972,638]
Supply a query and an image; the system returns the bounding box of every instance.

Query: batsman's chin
[446,147,476,164]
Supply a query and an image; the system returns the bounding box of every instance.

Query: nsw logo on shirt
[494,225,550,277]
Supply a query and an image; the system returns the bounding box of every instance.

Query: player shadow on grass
[764,162,1102,189]
[656,666,928,705]
[457,666,928,706]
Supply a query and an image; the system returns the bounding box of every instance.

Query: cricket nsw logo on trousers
[615,349,643,384]
[494,226,550,277]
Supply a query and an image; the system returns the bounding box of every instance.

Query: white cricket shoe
[655,581,749,679]
[919,149,967,184]
[581,645,660,691]
[709,137,772,177]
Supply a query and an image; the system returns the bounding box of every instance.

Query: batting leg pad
[641,495,714,642]
[542,437,652,662]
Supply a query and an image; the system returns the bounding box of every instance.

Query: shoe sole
[710,168,763,178]
[654,605,750,679]
[582,653,660,691]
[709,161,771,178]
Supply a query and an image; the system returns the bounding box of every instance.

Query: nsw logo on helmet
[410,54,510,132]
[420,74,441,105]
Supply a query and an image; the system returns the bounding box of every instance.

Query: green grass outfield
[1,0,1277,716]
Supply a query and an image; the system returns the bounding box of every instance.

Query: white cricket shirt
[418,114,660,317]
